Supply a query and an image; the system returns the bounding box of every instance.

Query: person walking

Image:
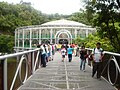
[61,46,66,62]
[40,44,47,67]
[92,42,104,79]
[51,44,55,61]
[67,46,74,62]
[79,46,87,72]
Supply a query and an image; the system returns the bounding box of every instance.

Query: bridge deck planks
[18,52,115,90]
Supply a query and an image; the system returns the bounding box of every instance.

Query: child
[61,46,66,62]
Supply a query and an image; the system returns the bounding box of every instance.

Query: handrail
[0,48,40,60]
[104,51,120,56]
[10,55,28,90]
[108,56,120,85]
[0,48,41,90]
[0,48,120,89]
[86,48,120,56]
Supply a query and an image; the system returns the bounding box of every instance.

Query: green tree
[0,34,14,54]
[85,0,120,53]
[68,11,92,25]
[74,33,114,52]
[0,2,47,35]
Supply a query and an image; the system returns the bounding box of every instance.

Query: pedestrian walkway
[18,52,115,90]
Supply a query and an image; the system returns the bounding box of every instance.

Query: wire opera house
[14,19,96,51]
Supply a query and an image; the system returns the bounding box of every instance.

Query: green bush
[74,33,114,52]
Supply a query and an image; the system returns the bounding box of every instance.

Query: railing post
[32,52,34,74]
[3,59,7,90]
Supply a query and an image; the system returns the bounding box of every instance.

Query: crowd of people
[78,42,104,80]
[38,42,104,80]
[37,43,56,67]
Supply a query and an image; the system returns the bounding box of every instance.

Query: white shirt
[45,45,49,53]
[61,48,66,55]
[50,45,52,52]
[92,48,103,62]
[40,45,46,55]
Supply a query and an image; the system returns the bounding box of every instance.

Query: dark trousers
[68,54,72,62]
[80,59,86,70]
[41,54,46,67]
[92,62,102,78]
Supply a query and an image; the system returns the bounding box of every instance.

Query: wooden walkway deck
[18,52,115,90]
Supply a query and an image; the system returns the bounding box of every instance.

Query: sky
[0,0,84,15]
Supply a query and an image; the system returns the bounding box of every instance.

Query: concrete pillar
[18,30,20,48]
[75,29,77,38]
[50,29,53,44]
[15,29,16,48]
[39,29,41,44]
[30,29,32,49]
[22,29,24,49]
[86,29,88,37]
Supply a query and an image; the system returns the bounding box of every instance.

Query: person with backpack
[79,46,88,72]
[92,42,104,79]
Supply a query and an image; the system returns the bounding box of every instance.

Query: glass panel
[16,31,18,39]
[19,40,22,47]
[32,40,38,48]
[32,30,38,38]
[80,30,86,38]
[59,33,68,38]
[24,40,30,47]
[16,41,18,47]
[19,31,23,38]
[24,31,30,38]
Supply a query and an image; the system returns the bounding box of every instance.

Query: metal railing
[0,48,41,90]
[86,48,120,88]
[0,48,120,89]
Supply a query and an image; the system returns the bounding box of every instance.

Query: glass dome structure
[15,19,96,51]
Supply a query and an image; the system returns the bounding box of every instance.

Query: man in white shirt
[92,42,104,79]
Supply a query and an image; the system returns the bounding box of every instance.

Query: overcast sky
[0,0,84,15]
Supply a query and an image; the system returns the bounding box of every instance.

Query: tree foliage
[0,1,47,35]
[0,35,14,54]
[74,33,114,52]
[68,10,93,25]
[45,13,70,21]
[85,0,120,53]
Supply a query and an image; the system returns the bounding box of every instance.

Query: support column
[56,38,58,44]
[86,29,88,37]
[18,30,20,48]
[3,59,7,90]
[75,29,77,38]
[30,29,32,49]
[15,29,16,48]
[50,29,53,44]
[39,29,41,44]
[22,29,24,50]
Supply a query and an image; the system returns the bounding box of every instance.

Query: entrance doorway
[59,39,68,44]
[55,29,72,44]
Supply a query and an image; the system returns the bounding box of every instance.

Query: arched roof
[41,19,87,27]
